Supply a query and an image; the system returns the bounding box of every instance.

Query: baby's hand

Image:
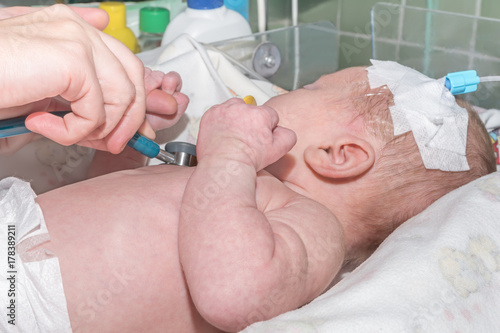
[196,98,296,171]
[139,69,189,139]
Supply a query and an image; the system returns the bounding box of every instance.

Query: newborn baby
[33,66,496,332]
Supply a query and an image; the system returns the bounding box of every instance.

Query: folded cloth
[242,171,500,333]
[0,177,72,333]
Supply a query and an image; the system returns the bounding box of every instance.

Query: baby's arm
[179,99,345,332]
[86,69,189,177]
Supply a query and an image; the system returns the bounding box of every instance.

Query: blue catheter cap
[445,70,480,95]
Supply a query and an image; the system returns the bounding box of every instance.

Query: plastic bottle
[99,2,141,54]
[161,0,252,45]
[139,7,170,52]
[225,0,249,20]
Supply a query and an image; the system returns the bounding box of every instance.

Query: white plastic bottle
[161,0,252,45]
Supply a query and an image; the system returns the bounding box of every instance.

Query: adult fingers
[5,5,146,153]
[0,6,109,30]
[0,97,71,120]
[70,7,109,30]
[146,89,178,115]
[94,32,146,153]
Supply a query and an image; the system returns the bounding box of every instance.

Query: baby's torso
[37,165,224,332]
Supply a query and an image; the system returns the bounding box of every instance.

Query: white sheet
[242,171,500,332]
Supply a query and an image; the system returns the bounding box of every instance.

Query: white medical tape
[366,59,469,172]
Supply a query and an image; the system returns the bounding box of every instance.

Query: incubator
[209,21,339,91]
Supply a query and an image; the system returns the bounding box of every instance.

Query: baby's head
[349,68,496,253]
[265,65,496,261]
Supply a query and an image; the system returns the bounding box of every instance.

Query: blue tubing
[0,111,160,161]
[0,111,70,138]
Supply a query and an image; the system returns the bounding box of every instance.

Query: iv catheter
[444,70,500,147]
[0,111,197,167]
[445,70,500,95]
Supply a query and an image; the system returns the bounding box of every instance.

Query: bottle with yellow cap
[99,2,141,54]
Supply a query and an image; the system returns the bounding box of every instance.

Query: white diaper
[0,177,72,332]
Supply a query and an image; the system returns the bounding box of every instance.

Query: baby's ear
[304,134,375,179]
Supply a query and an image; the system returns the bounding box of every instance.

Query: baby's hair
[349,79,497,255]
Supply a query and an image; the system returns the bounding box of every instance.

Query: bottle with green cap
[139,7,170,52]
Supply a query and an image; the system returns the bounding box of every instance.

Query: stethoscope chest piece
[163,141,197,167]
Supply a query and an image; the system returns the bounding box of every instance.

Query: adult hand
[0,5,146,153]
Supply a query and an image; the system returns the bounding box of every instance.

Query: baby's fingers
[161,71,183,95]
[144,70,182,96]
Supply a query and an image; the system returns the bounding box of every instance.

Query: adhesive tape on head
[366,59,469,172]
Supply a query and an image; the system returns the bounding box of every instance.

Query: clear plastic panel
[371,3,500,109]
[210,21,339,91]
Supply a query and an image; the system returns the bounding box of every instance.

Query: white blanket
[243,171,500,332]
